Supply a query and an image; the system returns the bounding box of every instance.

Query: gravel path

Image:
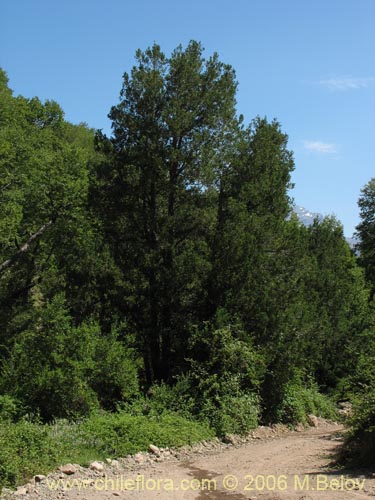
[10,421,375,500]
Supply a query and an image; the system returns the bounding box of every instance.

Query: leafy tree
[208,117,295,342]
[0,69,103,345]
[0,45,373,431]
[93,41,238,383]
[356,178,375,294]
[305,217,372,390]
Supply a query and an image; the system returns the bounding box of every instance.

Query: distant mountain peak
[293,206,323,227]
[292,205,357,249]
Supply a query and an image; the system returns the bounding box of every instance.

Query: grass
[0,411,214,491]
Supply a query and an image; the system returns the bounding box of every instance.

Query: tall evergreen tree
[208,117,295,341]
[356,178,375,294]
[93,42,238,382]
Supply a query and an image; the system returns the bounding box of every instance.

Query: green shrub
[199,385,259,435]
[124,376,260,436]
[185,322,263,434]
[90,328,141,410]
[0,411,214,491]
[0,395,23,422]
[0,419,57,490]
[276,380,337,425]
[0,295,140,420]
[79,411,214,456]
[341,388,375,467]
[188,322,265,393]
[335,346,375,402]
[121,376,196,420]
[123,322,263,436]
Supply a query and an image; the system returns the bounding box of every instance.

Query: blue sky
[1,0,374,236]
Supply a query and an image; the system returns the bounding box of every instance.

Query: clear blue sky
[1,0,374,236]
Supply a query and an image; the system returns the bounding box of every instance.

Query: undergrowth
[0,411,213,491]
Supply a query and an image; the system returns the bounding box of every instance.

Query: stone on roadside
[1,487,13,497]
[149,444,160,455]
[307,414,319,427]
[59,464,77,475]
[223,434,237,445]
[90,461,104,472]
[14,488,27,496]
[34,475,46,483]
[26,484,34,494]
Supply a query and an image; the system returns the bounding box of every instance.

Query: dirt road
[25,423,375,500]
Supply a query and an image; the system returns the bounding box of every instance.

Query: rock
[149,444,160,455]
[59,464,77,475]
[223,434,237,445]
[134,453,144,463]
[90,461,104,472]
[112,493,121,497]
[307,414,319,427]
[34,475,46,483]
[338,401,353,417]
[1,487,13,498]
[14,488,27,496]
[25,484,34,494]
[105,458,112,464]
[111,460,120,468]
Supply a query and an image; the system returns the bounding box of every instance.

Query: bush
[185,322,263,434]
[341,388,375,467]
[0,411,214,491]
[199,380,259,435]
[0,395,23,422]
[276,380,338,425]
[79,411,214,456]
[121,376,196,419]
[89,327,141,410]
[0,419,57,490]
[123,322,262,435]
[123,376,260,436]
[0,295,140,420]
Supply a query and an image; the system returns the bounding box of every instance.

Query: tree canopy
[0,43,374,446]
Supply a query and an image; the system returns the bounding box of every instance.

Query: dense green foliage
[0,412,213,489]
[0,295,140,420]
[275,378,338,425]
[338,178,375,467]
[340,389,375,467]
[1,41,375,483]
[356,178,375,295]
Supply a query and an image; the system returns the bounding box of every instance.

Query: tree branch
[0,218,56,274]
[0,181,13,193]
